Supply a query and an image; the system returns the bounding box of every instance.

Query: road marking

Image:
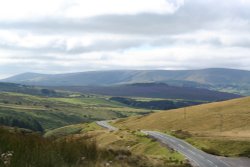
[214,157,231,167]
[207,160,213,164]
[188,150,197,155]
[207,160,218,167]
[178,144,185,149]
[181,152,201,167]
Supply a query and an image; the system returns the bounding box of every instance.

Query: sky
[0,0,250,78]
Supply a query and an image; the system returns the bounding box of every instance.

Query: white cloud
[64,0,184,18]
[0,0,250,78]
[0,0,184,20]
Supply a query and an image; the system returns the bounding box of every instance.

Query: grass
[186,137,250,157]
[45,123,191,167]
[1,126,169,167]
[91,128,190,166]
[0,92,151,130]
[114,97,250,157]
[0,127,99,167]
[44,122,102,138]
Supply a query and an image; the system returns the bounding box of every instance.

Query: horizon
[1,0,250,78]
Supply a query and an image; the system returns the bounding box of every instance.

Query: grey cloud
[1,0,250,77]
[1,33,249,57]
[0,38,146,55]
[1,0,249,36]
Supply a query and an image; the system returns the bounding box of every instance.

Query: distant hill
[0,82,62,97]
[2,68,250,86]
[57,83,241,101]
[2,68,250,95]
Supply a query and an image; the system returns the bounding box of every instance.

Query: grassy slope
[44,123,190,167]
[114,97,250,157]
[1,126,170,167]
[0,92,149,130]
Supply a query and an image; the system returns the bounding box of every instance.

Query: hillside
[114,97,250,157]
[0,82,65,97]
[114,97,250,137]
[0,92,149,130]
[1,126,171,167]
[57,83,241,101]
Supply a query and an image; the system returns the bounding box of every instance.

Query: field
[0,92,150,131]
[114,97,250,157]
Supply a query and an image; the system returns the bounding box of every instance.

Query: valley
[0,68,250,167]
[1,0,250,166]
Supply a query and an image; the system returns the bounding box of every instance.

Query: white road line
[178,144,185,149]
[188,150,197,155]
[181,152,201,167]
[214,157,231,167]
[207,160,213,164]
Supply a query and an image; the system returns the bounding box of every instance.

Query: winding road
[96,121,118,131]
[96,121,249,167]
[142,131,230,167]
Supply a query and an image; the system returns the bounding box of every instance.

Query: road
[142,131,230,167]
[96,121,250,167]
[96,121,118,131]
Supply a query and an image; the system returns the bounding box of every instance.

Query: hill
[0,92,149,130]
[114,96,250,137]
[3,68,250,86]
[0,82,65,97]
[3,68,250,95]
[1,126,168,167]
[114,97,250,157]
[57,83,241,101]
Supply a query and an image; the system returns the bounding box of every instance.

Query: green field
[0,92,150,131]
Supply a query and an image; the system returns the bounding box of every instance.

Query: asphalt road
[96,121,118,131]
[96,121,235,167]
[142,131,230,167]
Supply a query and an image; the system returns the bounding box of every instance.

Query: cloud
[0,0,184,20]
[0,0,250,78]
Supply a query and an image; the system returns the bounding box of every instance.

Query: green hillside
[0,92,149,130]
[0,82,67,97]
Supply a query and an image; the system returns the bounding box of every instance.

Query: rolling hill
[2,68,250,86]
[3,68,250,95]
[0,92,150,130]
[0,82,65,97]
